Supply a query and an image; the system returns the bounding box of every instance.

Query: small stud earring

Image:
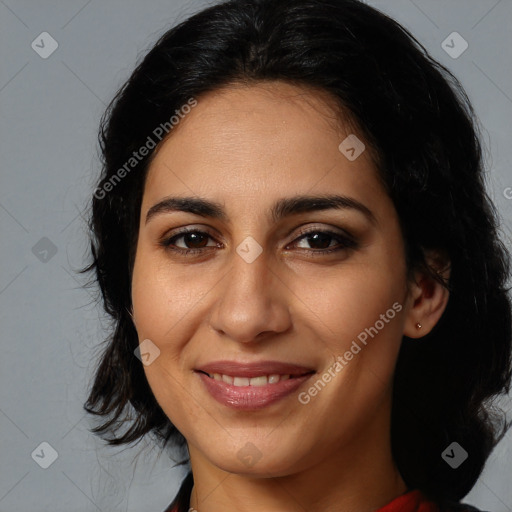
[416,322,422,330]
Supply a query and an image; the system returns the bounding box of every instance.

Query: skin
[130,81,450,512]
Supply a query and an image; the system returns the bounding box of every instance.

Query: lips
[194,360,315,410]
[195,360,315,378]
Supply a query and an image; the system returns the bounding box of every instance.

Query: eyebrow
[145,194,377,226]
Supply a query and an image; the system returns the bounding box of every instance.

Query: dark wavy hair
[80,0,512,506]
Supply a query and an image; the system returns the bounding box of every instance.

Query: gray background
[1,0,511,510]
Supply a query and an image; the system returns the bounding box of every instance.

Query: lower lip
[196,372,314,410]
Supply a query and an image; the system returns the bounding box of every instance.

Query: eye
[159,229,220,255]
[159,226,358,257]
[287,228,358,256]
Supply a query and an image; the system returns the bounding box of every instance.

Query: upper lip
[195,360,315,378]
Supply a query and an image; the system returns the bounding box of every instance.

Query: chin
[203,442,307,478]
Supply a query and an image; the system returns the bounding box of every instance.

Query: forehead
[143,81,385,216]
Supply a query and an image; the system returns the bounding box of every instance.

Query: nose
[208,245,292,344]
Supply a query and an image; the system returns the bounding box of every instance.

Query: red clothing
[377,489,441,511]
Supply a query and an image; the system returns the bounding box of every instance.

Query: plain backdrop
[1,0,511,511]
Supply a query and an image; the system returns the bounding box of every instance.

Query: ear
[403,250,451,339]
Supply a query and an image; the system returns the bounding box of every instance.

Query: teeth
[208,373,292,386]
[233,377,250,386]
[249,375,268,387]
[222,374,233,384]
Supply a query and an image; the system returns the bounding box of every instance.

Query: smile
[203,372,293,386]
[194,360,315,410]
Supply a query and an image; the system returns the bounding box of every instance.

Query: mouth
[197,371,311,386]
[194,360,316,410]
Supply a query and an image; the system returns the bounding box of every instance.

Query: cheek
[142,364,209,447]
[298,261,405,340]
[299,270,405,423]
[299,253,407,391]
[131,249,207,339]
[131,253,203,426]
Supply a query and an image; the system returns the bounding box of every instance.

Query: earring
[416,322,422,330]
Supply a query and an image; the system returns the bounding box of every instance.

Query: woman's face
[131,81,414,476]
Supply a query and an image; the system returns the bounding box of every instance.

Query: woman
[81,0,512,511]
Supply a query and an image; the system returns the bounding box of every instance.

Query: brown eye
[290,229,358,256]
[160,229,219,255]
[176,232,210,249]
[301,232,334,249]
[159,227,358,258]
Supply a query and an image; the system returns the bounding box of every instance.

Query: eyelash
[159,226,358,257]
